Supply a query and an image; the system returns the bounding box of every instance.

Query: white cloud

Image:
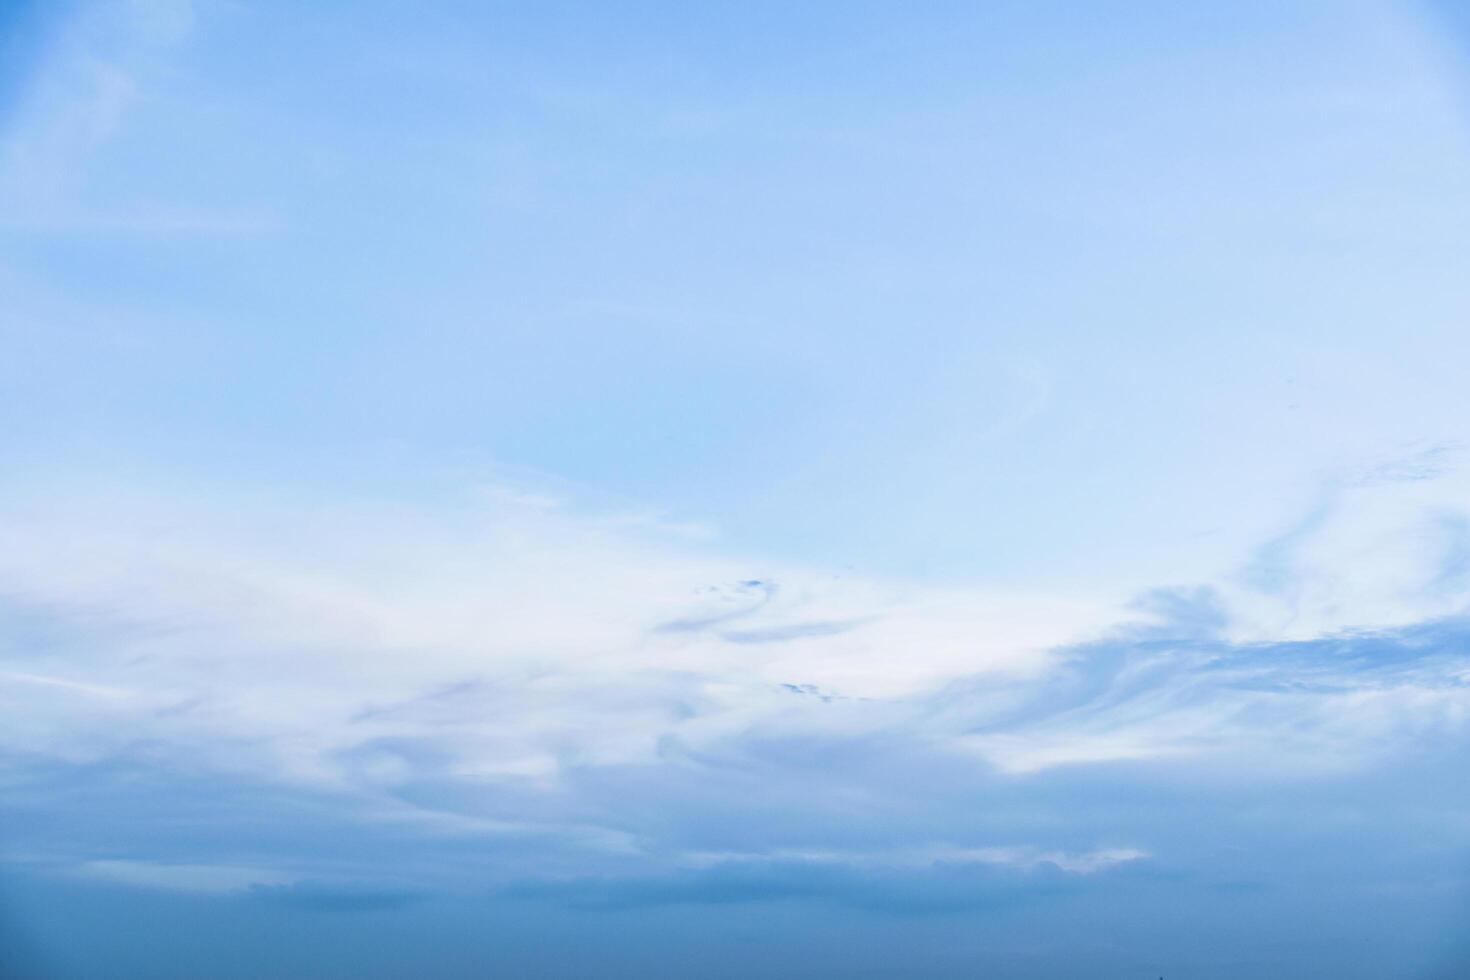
[680,845,1149,875]
[74,859,296,895]
[0,478,1116,795]
[1223,443,1470,641]
[2,455,1469,877]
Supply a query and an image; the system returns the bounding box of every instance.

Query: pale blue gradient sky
[4,2,1470,977]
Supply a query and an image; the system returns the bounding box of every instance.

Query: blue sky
[4,1,1470,976]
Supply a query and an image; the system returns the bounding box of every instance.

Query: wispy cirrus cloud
[0,0,279,237]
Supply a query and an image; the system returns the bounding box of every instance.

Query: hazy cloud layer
[3,462,1469,931]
